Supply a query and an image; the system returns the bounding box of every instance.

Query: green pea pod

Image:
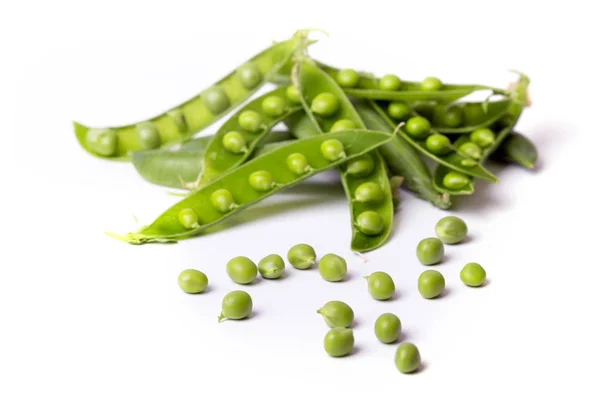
[252,139,297,157]
[491,131,538,169]
[73,30,313,161]
[108,129,393,244]
[283,112,321,139]
[178,136,214,152]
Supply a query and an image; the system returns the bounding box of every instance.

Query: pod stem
[217,313,226,323]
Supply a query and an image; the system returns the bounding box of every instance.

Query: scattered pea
[286,85,302,104]
[211,188,237,213]
[86,128,117,156]
[379,74,402,91]
[470,128,496,148]
[226,256,258,285]
[222,131,248,154]
[287,244,316,270]
[418,270,446,299]
[218,290,253,323]
[238,110,263,133]
[405,116,431,138]
[330,119,357,132]
[459,142,483,160]
[324,327,354,357]
[387,102,411,120]
[320,139,346,161]
[421,76,443,91]
[354,182,384,204]
[318,253,347,282]
[135,122,161,150]
[177,269,208,294]
[345,154,375,177]
[178,208,199,229]
[262,96,286,117]
[435,216,468,244]
[356,211,384,236]
[236,62,262,89]
[460,262,487,287]
[374,313,401,344]
[395,343,421,373]
[443,171,470,190]
[248,170,275,191]
[425,133,452,155]
[311,92,339,117]
[416,237,444,265]
[336,68,359,88]
[364,271,395,300]
[286,153,311,175]
[258,254,285,279]
[317,301,354,328]
[202,86,230,115]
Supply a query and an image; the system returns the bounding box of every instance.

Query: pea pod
[492,131,538,169]
[283,112,321,139]
[73,30,312,161]
[108,129,394,244]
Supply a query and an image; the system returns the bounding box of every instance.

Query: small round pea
[238,110,263,133]
[222,131,248,154]
[248,170,275,191]
[416,237,444,265]
[320,139,346,161]
[178,208,199,229]
[329,119,357,132]
[434,105,462,128]
[318,253,347,282]
[202,86,230,115]
[285,85,302,104]
[324,327,354,357]
[167,109,187,132]
[378,74,402,91]
[218,290,253,323]
[236,62,262,89]
[286,153,311,175]
[374,313,401,344]
[354,182,384,204]
[470,128,496,148]
[135,122,161,150]
[364,271,395,300]
[443,171,470,190]
[258,254,285,279]
[387,102,411,120]
[460,262,486,287]
[418,270,446,299]
[421,76,443,91]
[345,154,374,177]
[317,301,354,328]
[262,96,286,117]
[336,68,360,88]
[356,211,384,236]
[425,133,452,155]
[177,269,208,294]
[211,188,236,213]
[459,142,483,160]
[395,343,421,373]
[405,116,431,138]
[226,256,258,285]
[435,216,468,244]
[462,103,485,124]
[86,128,118,156]
[287,244,316,270]
[311,92,339,117]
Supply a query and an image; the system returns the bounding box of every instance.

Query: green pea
[378,74,402,91]
[202,86,230,115]
[421,76,443,91]
[177,269,208,294]
[167,109,187,132]
[222,131,248,154]
[405,116,431,138]
[461,159,478,167]
[285,85,302,104]
[460,262,486,287]
[262,96,286,117]
[226,256,258,285]
[416,237,444,265]
[459,142,483,160]
[238,110,263,133]
[329,119,357,132]
[324,327,354,357]
[345,154,374,177]
[395,343,421,373]
[311,92,339,117]
[418,270,446,299]
[135,122,161,150]
[317,301,354,328]
[336,68,359,88]
[218,290,253,323]
[425,133,451,155]
[286,153,311,175]
[462,103,485,125]
[435,216,468,244]
[248,170,275,191]
[443,171,470,190]
[356,211,384,236]
[354,182,384,204]
[287,244,316,270]
[236,62,262,89]
[258,254,285,279]
[320,139,346,161]
[318,253,347,282]
[374,313,401,344]
[434,105,462,128]
[364,271,395,300]
[86,128,118,156]
[178,208,199,229]
[210,188,237,213]
[387,102,411,120]
[470,128,496,148]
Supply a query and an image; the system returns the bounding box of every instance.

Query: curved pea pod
[491,131,538,169]
[108,130,394,244]
[73,30,312,161]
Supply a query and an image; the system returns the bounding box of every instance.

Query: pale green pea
[320,139,346,161]
[336,68,359,88]
[405,116,431,138]
[202,86,230,115]
[258,254,285,279]
[211,188,237,213]
[395,343,421,373]
[286,85,302,104]
[236,62,262,89]
[311,92,339,117]
[262,96,286,117]
[418,270,445,299]
[443,171,470,189]
[345,154,375,177]
[329,119,357,132]
[286,153,311,175]
[317,301,354,328]
[226,256,258,285]
[460,262,486,287]
[425,133,452,155]
[459,142,483,160]
[178,208,199,229]
[238,110,263,133]
[364,271,395,300]
[177,269,208,294]
[379,74,402,91]
[354,182,384,204]
[470,128,496,148]
[318,253,347,282]
[86,128,118,156]
[222,131,248,154]
[135,122,161,150]
[248,170,275,191]
[421,76,443,91]
[435,216,468,244]
[324,327,354,357]
[356,211,384,236]
[218,290,253,322]
[167,109,187,132]
[416,237,444,265]
[287,244,316,270]
[374,313,401,344]
[388,102,411,120]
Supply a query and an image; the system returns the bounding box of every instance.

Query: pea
[345,154,375,177]
[222,131,248,154]
[258,254,285,279]
[435,216,468,244]
[418,270,445,299]
[238,110,263,133]
[218,290,253,323]
[135,122,161,150]
[318,253,347,282]
[443,171,470,190]
[425,133,451,155]
[311,92,339,117]
[356,211,384,236]
[421,76,443,91]
[460,262,486,287]
[462,103,485,125]
[434,105,462,128]
[226,256,258,285]
[86,128,118,156]
[323,327,354,357]
[210,188,236,213]
[286,153,311,175]
[248,170,275,191]
[177,269,208,294]
[317,300,354,328]
[354,182,384,204]
[470,128,496,148]
[236,62,262,89]
[387,102,411,120]
[262,96,286,117]
[336,68,360,88]
[202,86,230,115]
[167,109,187,132]
[374,313,401,344]
[287,244,316,270]
[178,208,199,229]
[364,271,395,300]
[395,343,421,373]
[459,142,483,160]
[378,74,402,91]
[285,85,302,104]
[405,116,431,138]
[329,119,357,132]
[320,139,346,161]
[416,237,444,265]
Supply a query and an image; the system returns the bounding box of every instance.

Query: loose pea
[345,154,375,177]
[218,290,253,323]
[421,76,443,91]
[318,253,347,282]
[354,182,384,204]
[374,313,401,344]
[379,74,402,91]
[210,188,237,213]
[320,139,346,161]
[435,216,468,244]
[262,96,286,117]
[317,301,354,328]
[286,153,311,175]
[222,131,248,154]
[258,254,285,279]
[238,110,263,133]
[135,122,161,150]
[324,327,354,357]
[364,271,395,300]
[405,116,431,138]
[311,92,339,117]
[460,262,487,287]
[395,343,421,373]
[236,62,262,89]
[434,105,462,128]
[356,211,384,236]
[248,170,275,191]
[418,270,445,299]
[459,142,483,160]
[226,256,258,285]
[178,208,199,229]
[443,171,470,190]
[387,102,411,120]
[86,128,118,156]
[202,86,230,115]
[177,269,208,294]
[416,237,444,265]
[336,68,359,88]
[285,85,302,104]
[425,133,452,155]
[329,119,357,132]
[287,244,316,270]
[470,128,496,148]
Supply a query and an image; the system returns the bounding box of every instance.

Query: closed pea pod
[492,130,538,169]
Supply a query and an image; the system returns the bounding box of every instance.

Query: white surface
[1,1,599,399]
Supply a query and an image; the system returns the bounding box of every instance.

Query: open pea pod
[73,30,312,161]
[109,129,393,244]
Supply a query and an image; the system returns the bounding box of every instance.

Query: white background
[1,1,599,399]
